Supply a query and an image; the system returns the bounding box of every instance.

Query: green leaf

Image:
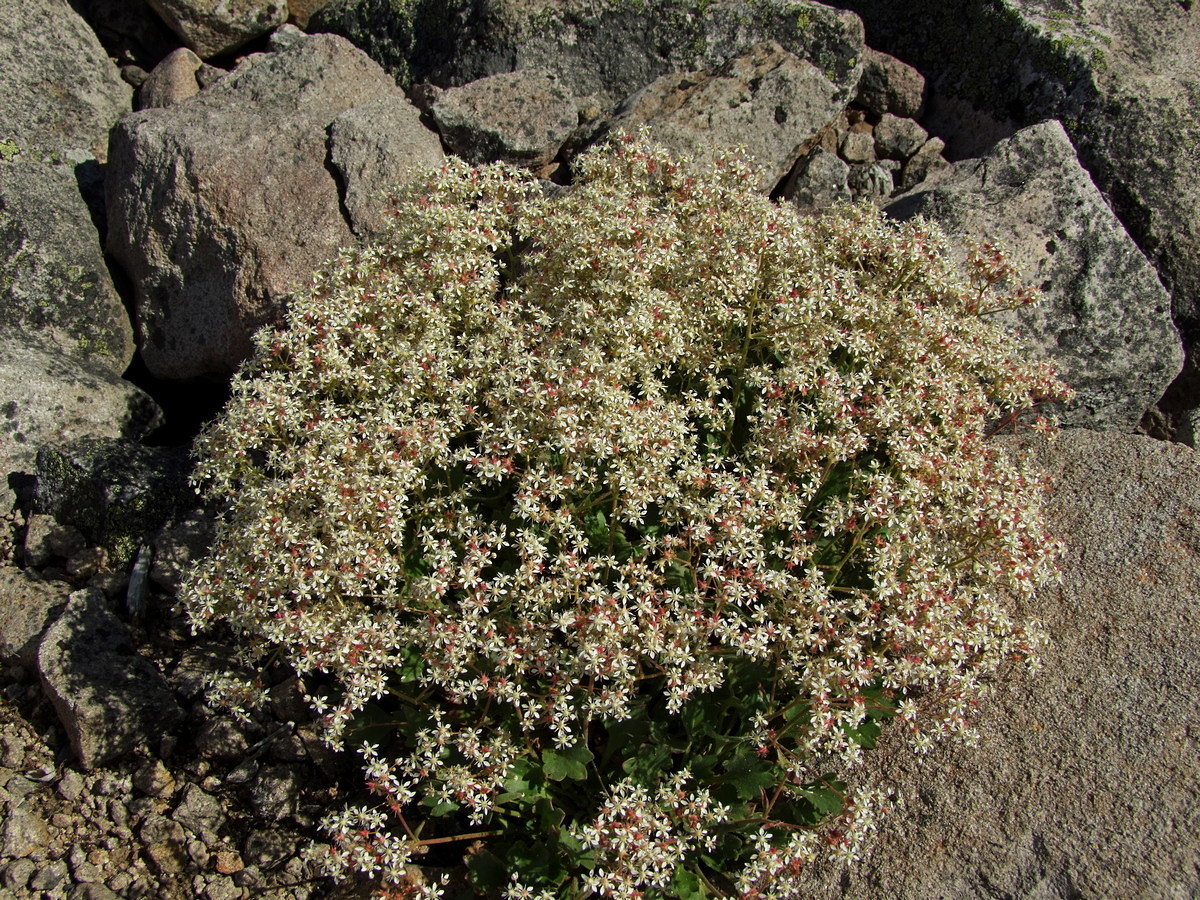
[467,848,508,891]
[622,744,672,785]
[795,777,846,818]
[536,796,565,833]
[505,838,558,885]
[558,829,597,870]
[672,866,704,900]
[720,752,777,801]
[681,697,714,740]
[396,645,427,683]
[664,561,695,592]
[687,751,720,781]
[346,700,401,748]
[844,712,883,747]
[426,798,459,817]
[862,685,899,722]
[499,757,540,802]
[543,744,593,781]
[599,712,649,769]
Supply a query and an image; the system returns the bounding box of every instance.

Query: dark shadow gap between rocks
[121,352,231,448]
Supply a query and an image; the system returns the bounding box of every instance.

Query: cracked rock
[106,33,428,380]
[36,589,184,769]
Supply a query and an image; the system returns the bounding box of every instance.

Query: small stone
[267,23,308,52]
[68,884,123,900]
[138,47,203,110]
[231,865,260,888]
[173,783,226,839]
[65,547,107,581]
[0,734,22,768]
[144,0,286,58]
[50,812,74,829]
[899,136,948,191]
[108,798,129,829]
[105,872,132,893]
[848,162,894,201]
[430,70,578,169]
[120,65,150,88]
[138,813,185,847]
[144,840,187,877]
[248,765,299,821]
[214,850,244,875]
[70,860,103,884]
[194,717,251,761]
[93,773,129,797]
[132,759,175,799]
[0,567,70,666]
[196,63,225,89]
[36,588,185,769]
[790,148,852,213]
[839,130,875,164]
[204,875,242,900]
[874,113,929,161]
[1,802,49,858]
[267,676,309,724]
[55,769,84,801]
[23,515,86,567]
[2,857,35,891]
[187,839,211,868]
[29,859,68,891]
[242,829,294,869]
[149,514,215,594]
[855,47,926,118]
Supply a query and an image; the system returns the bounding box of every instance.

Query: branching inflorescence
[181,133,1072,899]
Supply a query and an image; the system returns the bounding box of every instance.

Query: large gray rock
[0,568,69,667]
[0,0,136,376]
[328,95,444,239]
[794,430,1200,899]
[854,46,925,118]
[144,0,287,58]
[37,588,184,769]
[887,120,1183,431]
[106,34,440,380]
[312,0,865,111]
[602,41,846,193]
[790,147,852,213]
[32,438,191,573]
[834,0,1200,436]
[429,70,579,169]
[0,336,162,509]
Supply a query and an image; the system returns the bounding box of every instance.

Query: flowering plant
[181,134,1070,898]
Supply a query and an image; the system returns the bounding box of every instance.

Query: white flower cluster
[572,771,729,898]
[181,133,1069,896]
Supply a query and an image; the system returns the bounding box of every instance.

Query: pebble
[56,770,84,802]
[214,849,243,875]
[132,759,175,799]
[204,874,243,900]
[1,857,35,890]
[29,859,68,892]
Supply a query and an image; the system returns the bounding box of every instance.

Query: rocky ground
[0,565,373,900]
[1,0,1198,897]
